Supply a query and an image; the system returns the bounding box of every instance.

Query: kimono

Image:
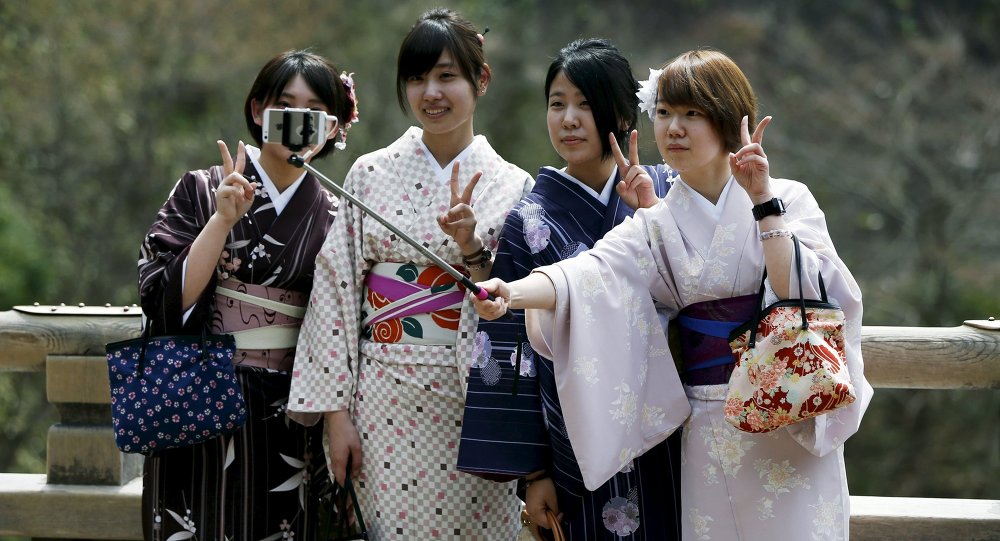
[526,177,874,541]
[287,127,534,541]
[459,165,683,540]
[138,148,337,540]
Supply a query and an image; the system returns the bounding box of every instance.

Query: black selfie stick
[287,153,508,310]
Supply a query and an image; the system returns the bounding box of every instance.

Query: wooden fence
[0,306,997,540]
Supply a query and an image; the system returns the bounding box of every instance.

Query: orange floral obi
[361,262,466,346]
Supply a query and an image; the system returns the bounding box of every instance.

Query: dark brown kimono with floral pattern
[138,156,336,541]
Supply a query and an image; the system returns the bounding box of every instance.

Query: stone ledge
[0,473,142,539]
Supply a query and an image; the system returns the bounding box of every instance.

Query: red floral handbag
[725,235,856,433]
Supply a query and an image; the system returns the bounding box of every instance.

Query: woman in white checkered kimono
[287,9,533,540]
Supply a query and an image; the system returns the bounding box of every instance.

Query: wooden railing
[0,306,997,540]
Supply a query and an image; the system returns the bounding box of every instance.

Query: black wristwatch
[751,197,786,221]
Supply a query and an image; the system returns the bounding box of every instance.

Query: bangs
[658,61,713,111]
[398,23,453,80]
[259,63,297,106]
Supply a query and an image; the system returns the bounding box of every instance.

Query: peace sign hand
[611,130,659,209]
[215,140,258,227]
[729,116,773,202]
[436,161,484,254]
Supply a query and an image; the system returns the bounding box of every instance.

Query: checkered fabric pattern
[289,127,533,539]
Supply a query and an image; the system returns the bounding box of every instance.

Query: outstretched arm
[470,272,556,320]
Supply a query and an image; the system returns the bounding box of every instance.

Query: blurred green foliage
[0,0,996,499]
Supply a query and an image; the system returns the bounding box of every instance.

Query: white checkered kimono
[289,127,533,540]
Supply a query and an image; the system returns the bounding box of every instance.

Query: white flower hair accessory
[636,68,663,121]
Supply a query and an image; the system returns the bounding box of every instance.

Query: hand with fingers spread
[729,116,773,202]
[611,130,660,210]
[216,140,259,227]
[436,161,485,254]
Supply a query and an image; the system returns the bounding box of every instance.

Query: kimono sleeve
[777,182,874,456]
[526,208,691,490]
[287,165,367,425]
[137,170,218,334]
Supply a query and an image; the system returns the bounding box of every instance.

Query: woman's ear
[251,99,264,127]
[325,116,340,141]
[478,64,492,95]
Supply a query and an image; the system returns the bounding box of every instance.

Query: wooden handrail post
[1,306,143,485]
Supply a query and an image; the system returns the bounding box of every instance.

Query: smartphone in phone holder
[262,108,333,151]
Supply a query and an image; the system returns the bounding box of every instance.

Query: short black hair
[243,50,351,160]
[544,38,639,161]
[396,8,486,111]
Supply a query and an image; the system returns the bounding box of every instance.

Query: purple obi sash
[363,272,465,326]
[360,263,465,346]
[676,294,758,386]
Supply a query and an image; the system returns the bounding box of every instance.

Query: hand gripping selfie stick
[287,152,499,305]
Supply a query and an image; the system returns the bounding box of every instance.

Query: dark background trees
[0,0,996,499]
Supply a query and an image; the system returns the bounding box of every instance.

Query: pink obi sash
[361,262,465,346]
[211,278,307,372]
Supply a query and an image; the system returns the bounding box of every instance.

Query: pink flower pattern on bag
[107,335,247,453]
[726,306,855,433]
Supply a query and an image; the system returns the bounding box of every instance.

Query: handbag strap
[343,469,368,536]
[134,325,214,374]
[546,509,566,541]
[749,234,809,348]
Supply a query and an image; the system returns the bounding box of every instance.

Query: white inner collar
[558,167,616,206]
[417,139,478,185]
[246,145,306,215]
[676,175,734,222]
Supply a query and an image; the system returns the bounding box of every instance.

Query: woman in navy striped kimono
[456,39,681,540]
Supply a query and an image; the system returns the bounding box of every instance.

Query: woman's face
[653,101,728,179]
[252,73,337,159]
[546,71,604,176]
[405,49,479,139]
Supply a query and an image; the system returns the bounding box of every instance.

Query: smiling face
[653,101,730,184]
[405,49,482,145]
[547,71,605,179]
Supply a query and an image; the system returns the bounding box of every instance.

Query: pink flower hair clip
[335,71,359,150]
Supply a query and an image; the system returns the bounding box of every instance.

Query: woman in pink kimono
[287,9,532,540]
[471,49,873,541]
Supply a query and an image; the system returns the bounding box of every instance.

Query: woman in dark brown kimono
[137,49,359,541]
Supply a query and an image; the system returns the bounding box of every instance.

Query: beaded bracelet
[759,229,794,241]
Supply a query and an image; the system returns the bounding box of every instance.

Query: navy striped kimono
[459,165,683,540]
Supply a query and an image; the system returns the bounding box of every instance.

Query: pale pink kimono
[526,177,873,541]
[287,127,534,540]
